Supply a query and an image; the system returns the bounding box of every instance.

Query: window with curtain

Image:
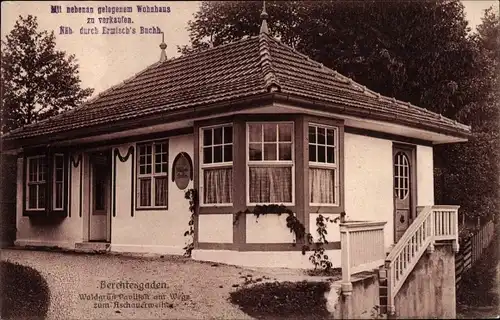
[137,140,168,208]
[201,125,233,205]
[26,156,47,210]
[309,124,339,205]
[247,122,294,204]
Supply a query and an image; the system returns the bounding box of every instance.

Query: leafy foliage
[183,188,198,257]
[229,280,331,319]
[183,1,500,223]
[1,15,93,133]
[0,261,50,319]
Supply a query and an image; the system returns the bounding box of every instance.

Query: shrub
[1,261,50,319]
[229,281,331,319]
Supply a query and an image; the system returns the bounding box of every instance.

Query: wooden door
[393,145,415,242]
[89,152,111,242]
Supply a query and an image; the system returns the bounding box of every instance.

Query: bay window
[200,124,233,205]
[308,124,339,205]
[247,122,294,205]
[137,140,168,208]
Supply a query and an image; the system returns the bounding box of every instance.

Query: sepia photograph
[0,1,499,319]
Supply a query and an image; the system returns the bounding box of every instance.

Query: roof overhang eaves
[272,92,471,142]
[2,92,276,150]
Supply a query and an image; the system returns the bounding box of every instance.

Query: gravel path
[1,249,329,320]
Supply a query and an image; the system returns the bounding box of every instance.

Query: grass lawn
[1,260,50,319]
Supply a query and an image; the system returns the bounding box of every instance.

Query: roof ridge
[258,33,281,92]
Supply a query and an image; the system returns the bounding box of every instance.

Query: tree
[183,1,499,222]
[436,7,500,225]
[1,15,93,133]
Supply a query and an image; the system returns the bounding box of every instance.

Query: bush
[229,281,331,319]
[1,261,50,319]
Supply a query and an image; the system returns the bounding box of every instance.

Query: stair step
[75,242,110,253]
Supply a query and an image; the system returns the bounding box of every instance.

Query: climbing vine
[304,212,346,271]
[183,188,198,257]
[234,204,306,242]
[183,189,346,272]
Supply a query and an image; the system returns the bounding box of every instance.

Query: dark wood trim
[197,241,341,251]
[345,127,433,147]
[197,243,234,250]
[79,157,83,217]
[241,242,341,251]
[68,157,71,217]
[294,116,307,240]
[309,207,344,214]
[233,118,246,249]
[234,113,302,122]
[198,207,234,214]
[22,155,26,216]
[193,115,237,129]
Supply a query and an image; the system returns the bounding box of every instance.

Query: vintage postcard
[1,1,498,319]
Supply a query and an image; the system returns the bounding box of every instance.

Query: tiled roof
[4,33,470,141]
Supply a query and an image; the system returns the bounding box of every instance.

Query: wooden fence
[455,220,495,288]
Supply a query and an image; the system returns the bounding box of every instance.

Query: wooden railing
[340,221,387,284]
[385,205,459,314]
[456,219,495,288]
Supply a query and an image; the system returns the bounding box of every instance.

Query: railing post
[426,209,435,254]
[340,224,353,319]
[453,208,460,253]
[340,224,351,285]
[385,260,395,318]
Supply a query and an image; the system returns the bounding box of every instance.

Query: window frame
[308,123,340,207]
[199,123,233,207]
[23,151,68,216]
[246,121,295,206]
[52,153,65,210]
[26,155,47,212]
[135,139,169,210]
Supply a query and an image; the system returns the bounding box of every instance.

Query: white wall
[198,214,233,243]
[246,214,296,243]
[111,134,194,255]
[344,133,394,247]
[416,145,434,206]
[15,156,84,249]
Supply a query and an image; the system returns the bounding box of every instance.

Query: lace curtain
[309,167,335,204]
[204,167,233,204]
[249,166,292,203]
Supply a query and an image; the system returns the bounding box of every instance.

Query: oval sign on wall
[172,152,193,190]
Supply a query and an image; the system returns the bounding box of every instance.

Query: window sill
[135,207,168,211]
[309,206,344,214]
[23,210,67,218]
